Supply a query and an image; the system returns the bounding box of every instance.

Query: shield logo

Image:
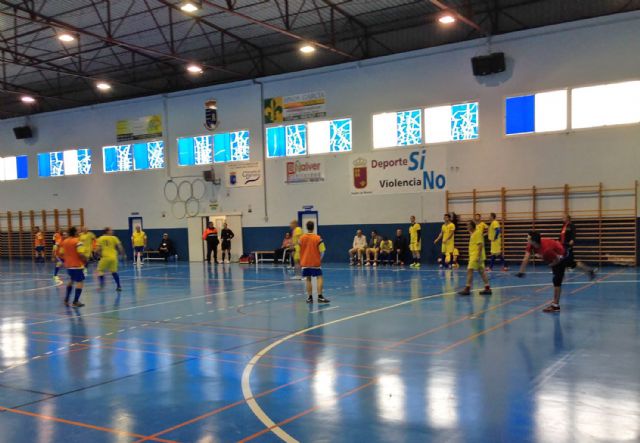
[353,158,367,189]
[204,100,218,131]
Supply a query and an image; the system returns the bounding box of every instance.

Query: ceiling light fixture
[96,82,112,91]
[300,44,316,54]
[187,64,203,74]
[57,33,75,42]
[21,95,36,104]
[438,13,456,24]
[180,2,200,13]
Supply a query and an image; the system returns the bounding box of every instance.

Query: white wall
[1,11,639,229]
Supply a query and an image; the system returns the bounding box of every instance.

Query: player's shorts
[302,267,323,277]
[67,268,85,283]
[221,240,231,250]
[410,242,422,252]
[134,246,145,253]
[98,257,118,273]
[467,258,485,271]
[441,242,454,254]
[35,246,44,252]
[490,240,502,255]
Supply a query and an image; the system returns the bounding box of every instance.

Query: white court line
[240,276,635,443]
[26,281,287,326]
[309,306,339,314]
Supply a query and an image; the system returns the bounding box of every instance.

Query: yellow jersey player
[290,219,303,279]
[434,213,455,269]
[79,227,96,264]
[474,214,488,236]
[131,225,147,266]
[96,227,125,291]
[488,212,508,271]
[458,220,492,295]
[408,215,422,268]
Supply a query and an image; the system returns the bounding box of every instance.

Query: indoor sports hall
[1,2,639,443]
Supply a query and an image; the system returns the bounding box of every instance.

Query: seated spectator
[274,232,293,264]
[394,228,409,265]
[379,237,394,264]
[158,233,175,261]
[349,230,367,265]
[365,230,381,266]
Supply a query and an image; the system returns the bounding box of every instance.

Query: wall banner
[225,161,263,188]
[350,148,447,196]
[264,91,326,123]
[285,159,325,184]
[116,115,163,142]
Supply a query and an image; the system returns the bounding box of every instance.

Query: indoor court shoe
[457,288,471,296]
[72,302,85,308]
[116,287,122,292]
[479,288,493,295]
[318,296,330,303]
[63,301,71,306]
[306,296,313,303]
[542,304,560,313]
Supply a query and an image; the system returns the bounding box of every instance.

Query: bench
[253,250,275,263]
[143,250,178,262]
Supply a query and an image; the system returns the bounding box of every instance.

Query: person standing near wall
[434,214,455,269]
[202,222,220,264]
[79,227,96,266]
[394,228,408,266]
[488,213,508,271]
[34,227,45,262]
[131,225,147,266]
[59,226,87,307]
[220,223,235,264]
[299,220,330,304]
[408,215,422,268]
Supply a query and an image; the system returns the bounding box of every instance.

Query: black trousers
[552,259,568,287]
[206,240,219,263]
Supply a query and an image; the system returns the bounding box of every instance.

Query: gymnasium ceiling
[1,0,639,119]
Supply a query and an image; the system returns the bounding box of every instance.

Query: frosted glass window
[534,90,567,132]
[38,149,91,177]
[373,110,421,149]
[572,81,640,129]
[285,124,307,156]
[424,102,479,143]
[308,120,331,154]
[424,106,452,143]
[0,156,27,180]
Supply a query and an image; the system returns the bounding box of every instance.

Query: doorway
[187,213,243,262]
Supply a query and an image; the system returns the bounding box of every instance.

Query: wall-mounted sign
[350,148,447,196]
[116,115,163,142]
[225,161,263,188]
[264,91,326,123]
[285,159,325,184]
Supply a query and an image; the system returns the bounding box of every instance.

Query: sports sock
[65,285,72,302]
[112,273,121,287]
[99,275,105,286]
[73,288,83,303]
[489,255,496,269]
[54,266,60,277]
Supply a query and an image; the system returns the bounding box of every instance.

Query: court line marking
[240,276,634,442]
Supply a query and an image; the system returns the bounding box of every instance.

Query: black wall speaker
[13,126,33,139]
[471,52,506,76]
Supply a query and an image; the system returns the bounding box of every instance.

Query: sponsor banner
[225,161,263,188]
[264,91,326,123]
[286,159,325,184]
[116,115,163,142]
[350,148,447,196]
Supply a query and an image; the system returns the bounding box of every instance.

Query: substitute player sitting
[458,220,492,295]
[299,221,330,304]
[96,227,124,291]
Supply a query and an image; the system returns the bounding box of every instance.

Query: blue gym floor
[0,261,638,443]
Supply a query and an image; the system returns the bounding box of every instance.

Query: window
[38,149,92,177]
[0,155,28,181]
[571,80,640,129]
[505,90,567,135]
[424,102,479,143]
[177,131,250,166]
[267,118,352,158]
[103,141,164,173]
[373,110,422,149]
